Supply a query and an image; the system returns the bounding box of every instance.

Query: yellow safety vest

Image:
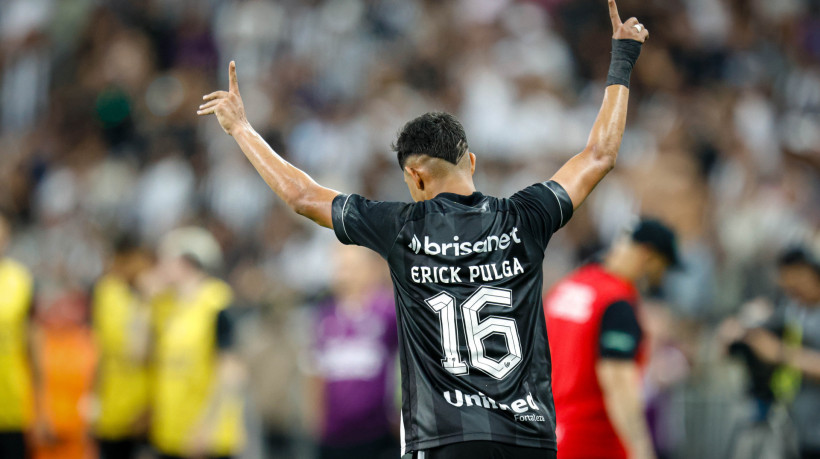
[0,258,34,431]
[771,319,803,403]
[150,278,244,456]
[92,275,150,439]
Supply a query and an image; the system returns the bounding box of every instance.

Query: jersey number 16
[426,286,522,380]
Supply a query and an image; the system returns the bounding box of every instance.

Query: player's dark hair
[778,246,820,275]
[393,112,468,170]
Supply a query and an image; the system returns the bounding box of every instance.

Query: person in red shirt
[544,219,679,459]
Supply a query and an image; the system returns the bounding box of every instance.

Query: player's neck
[602,253,641,284]
[176,271,208,301]
[426,176,476,200]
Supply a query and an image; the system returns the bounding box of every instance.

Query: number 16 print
[426,286,523,380]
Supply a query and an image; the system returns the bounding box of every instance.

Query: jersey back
[332,181,573,454]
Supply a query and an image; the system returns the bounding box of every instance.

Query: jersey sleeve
[598,300,643,360]
[331,193,411,259]
[509,180,574,251]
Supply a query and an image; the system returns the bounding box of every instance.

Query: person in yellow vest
[0,212,36,459]
[149,227,246,459]
[91,237,154,459]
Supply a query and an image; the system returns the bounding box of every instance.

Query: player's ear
[469,152,476,176]
[637,245,654,264]
[646,253,668,286]
[404,166,424,191]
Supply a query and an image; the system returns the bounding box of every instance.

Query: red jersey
[544,264,645,459]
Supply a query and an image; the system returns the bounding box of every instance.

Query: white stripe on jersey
[340,194,353,241]
[400,410,406,456]
[541,181,564,227]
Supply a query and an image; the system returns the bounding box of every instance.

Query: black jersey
[331,180,573,454]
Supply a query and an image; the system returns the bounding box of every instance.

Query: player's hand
[197,61,249,136]
[608,0,649,43]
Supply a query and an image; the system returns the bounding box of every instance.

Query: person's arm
[29,322,58,445]
[786,347,820,382]
[745,328,820,382]
[24,283,55,444]
[188,310,247,456]
[550,0,648,210]
[743,328,783,365]
[595,300,655,459]
[597,360,656,459]
[197,62,339,228]
[188,352,246,456]
[303,373,326,439]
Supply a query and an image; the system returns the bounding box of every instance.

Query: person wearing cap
[543,218,680,459]
[147,227,245,459]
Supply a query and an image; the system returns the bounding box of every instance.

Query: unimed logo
[407,228,522,257]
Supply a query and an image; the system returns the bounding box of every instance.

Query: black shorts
[158,455,232,459]
[319,433,399,459]
[413,441,556,459]
[97,437,139,459]
[0,431,26,459]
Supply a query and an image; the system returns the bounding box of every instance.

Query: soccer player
[544,219,679,459]
[198,1,648,457]
[91,238,153,459]
[0,213,35,459]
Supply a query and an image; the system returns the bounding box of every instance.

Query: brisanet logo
[408,228,522,257]
[409,235,422,254]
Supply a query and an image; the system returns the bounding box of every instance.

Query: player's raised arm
[550,0,648,210]
[197,61,339,228]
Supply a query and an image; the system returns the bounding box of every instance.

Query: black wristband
[606,39,642,88]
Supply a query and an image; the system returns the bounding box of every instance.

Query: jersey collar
[432,191,485,206]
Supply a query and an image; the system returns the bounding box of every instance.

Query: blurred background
[0,0,818,458]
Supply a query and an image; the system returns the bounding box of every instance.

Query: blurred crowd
[0,0,818,458]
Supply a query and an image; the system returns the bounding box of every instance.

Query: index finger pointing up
[608,0,622,30]
[229,60,239,94]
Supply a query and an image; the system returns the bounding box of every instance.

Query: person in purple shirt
[308,245,399,459]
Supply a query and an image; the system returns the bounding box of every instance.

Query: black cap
[631,218,681,268]
[778,246,820,275]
